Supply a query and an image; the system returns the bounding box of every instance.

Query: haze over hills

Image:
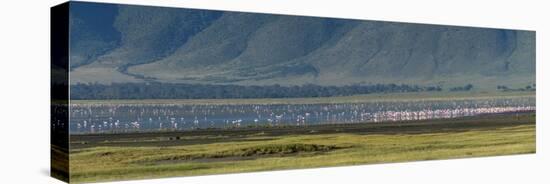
[68,2,535,90]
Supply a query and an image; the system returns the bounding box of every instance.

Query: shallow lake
[68,97,535,134]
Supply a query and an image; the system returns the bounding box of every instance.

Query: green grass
[69,112,535,183]
[51,144,69,182]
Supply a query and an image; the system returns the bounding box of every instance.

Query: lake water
[68,97,535,134]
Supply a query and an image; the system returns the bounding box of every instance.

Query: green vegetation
[497,83,536,92]
[71,91,534,105]
[70,82,445,100]
[449,84,473,91]
[69,112,535,183]
[51,144,69,182]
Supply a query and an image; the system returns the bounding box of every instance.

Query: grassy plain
[69,112,535,183]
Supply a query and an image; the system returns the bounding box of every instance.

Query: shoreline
[69,91,535,105]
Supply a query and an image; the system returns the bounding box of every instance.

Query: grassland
[69,112,535,183]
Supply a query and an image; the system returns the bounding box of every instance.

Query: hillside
[68,2,536,90]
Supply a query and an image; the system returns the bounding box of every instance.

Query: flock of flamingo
[62,97,534,134]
